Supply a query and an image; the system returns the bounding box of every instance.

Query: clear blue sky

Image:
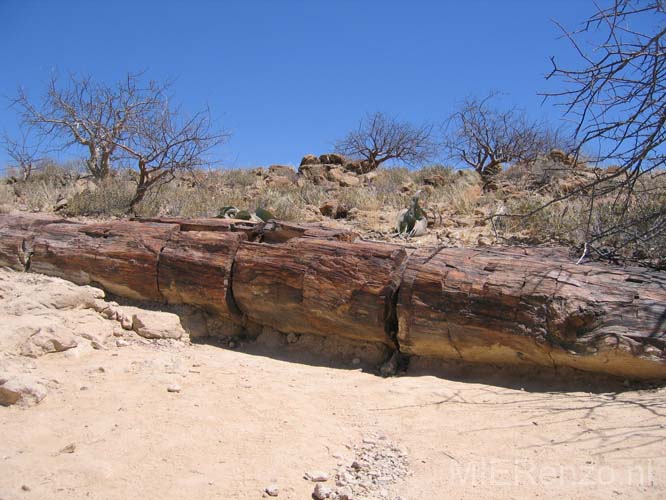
[1,0,602,169]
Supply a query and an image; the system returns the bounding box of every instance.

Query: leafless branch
[334,112,438,173]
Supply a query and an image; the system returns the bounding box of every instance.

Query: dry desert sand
[0,269,664,499]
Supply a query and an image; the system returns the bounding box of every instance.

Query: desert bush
[64,177,135,216]
[0,181,15,212]
[8,161,81,211]
[410,164,457,185]
[218,168,259,188]
[496,170,666,265]
[253,188,305,221]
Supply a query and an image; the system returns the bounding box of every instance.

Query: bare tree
[545,0,666,261]
[116,105,227,210]
[13,73,167,180]
[334,112,438,173]
[443,94,561,176]
[1,124,46,181]
[11,72,227,211]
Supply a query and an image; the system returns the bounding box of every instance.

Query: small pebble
[351,358,361,365]
[265,485,279,496]
[59,443,76,454]
[21,484,31,492]
[312,483,332,500]
[167,384,181,393]
[306,471,329,482]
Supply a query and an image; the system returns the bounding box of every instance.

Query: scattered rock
[351,358,361,365]
[21,484,31,492]
[313,483,333,499]
[306,471,329,482]
[400,182,415,193]
[286,333,299,344]
[422,174,448,187]
[20,327,78,357]
[59,442,76,454]
[300,154,319,166]
[265,175,294,188]
[0,375,47,406]
[131,310,185,340]
[319,153,346,165]
[268,165,295,177]
[319,200,349,219]
[379,352,399,377]
[265,485,279,496]
[167,384,182,393]
[324,433,409,500]
[116,339,130,347]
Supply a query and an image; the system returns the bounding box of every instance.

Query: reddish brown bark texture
[0,214,664,379]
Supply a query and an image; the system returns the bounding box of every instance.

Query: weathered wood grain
[30,221,178,301]
[0,214,71,271]
[397,247,666,379]
[158,230,246,318]
[232,238,406,344]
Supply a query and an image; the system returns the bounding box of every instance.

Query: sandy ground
[1,270,665,500]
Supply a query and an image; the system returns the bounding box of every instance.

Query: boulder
[319,200,349,219]
[300,154,319,166]
[298,164,328,184]
[319,153,346,165]
[268,165,295,177]
[20,327,78,357]
[130,309,186,340]
[0,375,47,406]
[422,174,449,187]
[327,167,361,187]
[265,175,294,188]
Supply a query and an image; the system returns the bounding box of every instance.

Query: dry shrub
[497,170,666,265]
[0,182,15,212]
[8,162,82,212]
[65,177,135,216]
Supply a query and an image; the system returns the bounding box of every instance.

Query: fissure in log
[397,247,666,379]
[232,237,406,345]
[158,230,246,319]
[29,221,179,301]
[0,214,664,380]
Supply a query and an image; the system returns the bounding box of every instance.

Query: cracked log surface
[232,237,406,345]
[0,214,664,379]
[397,247,666,379]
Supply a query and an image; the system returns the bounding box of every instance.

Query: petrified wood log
[232,238,406,344]
[397,247,666,379]
[132,216,262,239]
[30,221,178,301]
[1,214,664,379]
[158,230,246,318]
[132,217,357,243]
[0,214,72,271]
[259,220,358,244]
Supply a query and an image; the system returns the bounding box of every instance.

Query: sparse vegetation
[442,93,567,176]
[334,112,439,173]
[10,73,227,212]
